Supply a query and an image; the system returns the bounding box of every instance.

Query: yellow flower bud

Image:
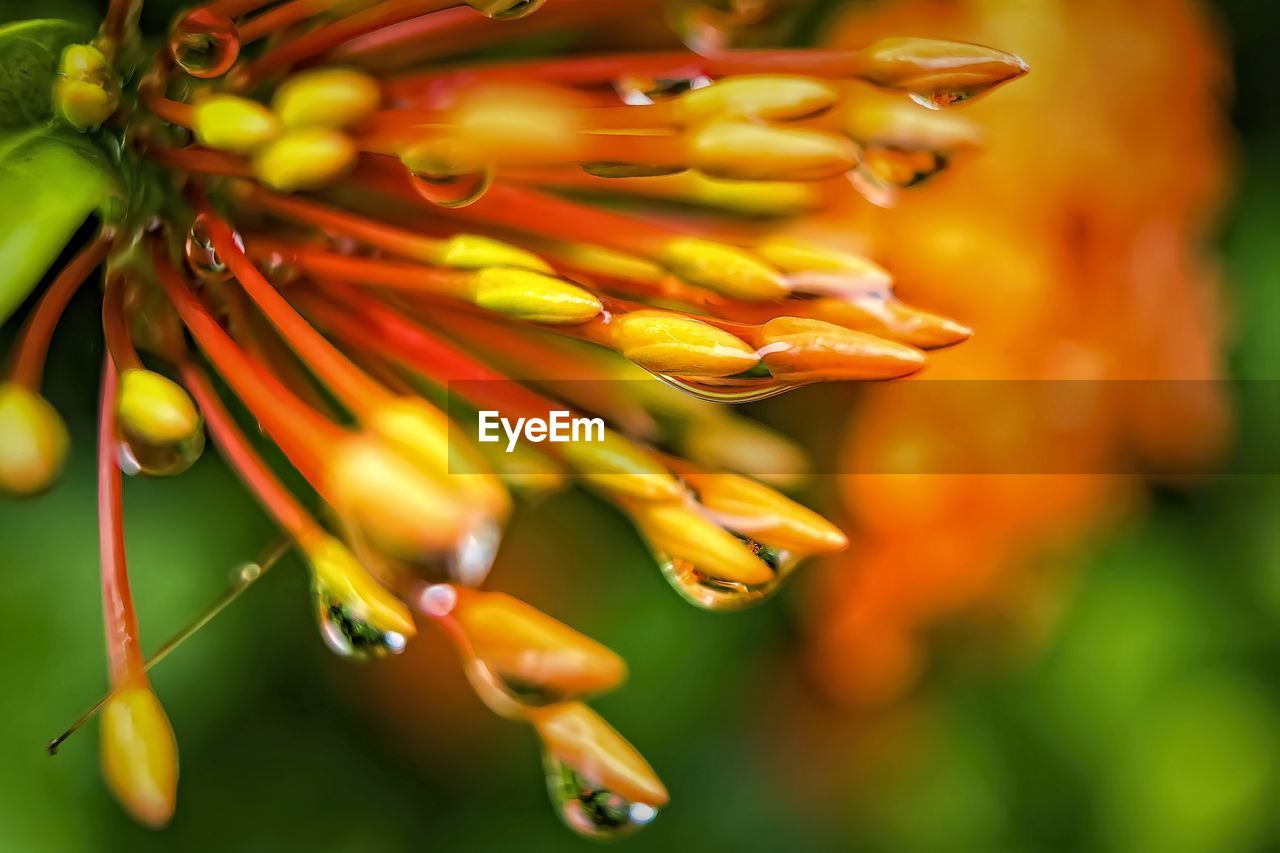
[307,535,417,639]
[253,128,356,192]
[60,43,109,80]
[806,295,973,350]
[551,242,666,284]
[100,684,178,829]
[56,44,117,130]
[629,499,774,586]
[366,397,510,519]
[683,471,847,554]
[841,95,982,150]
[689,121,860,182]
[558,428,684,502]
[453,589,626,699]
[656,237,787,301]
[856,37,1029,107]
[436,234,552,273]
[470,267,602,324]
[55,78,117,130]
[679,413,809,489]
[273,67,381,129]
[611,310,760,378]
[756,237,892,295]
[665,173,821,216]
[0,383,69,496]
[116,369,202,448]
[675,75,840,124]
[193,94,280,154]
[530,703,668,807]
[757,317,926,382]
[325,434,475,561]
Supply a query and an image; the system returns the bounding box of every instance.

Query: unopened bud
[470,268,602,324]
[0,383,69,496]
[193,94,280,153]
[253,128,356,191]
[630,499,774,586]
[757,317,925,382]
[530,702,669,807]
[656,237,787,301]
[100,684,178,829]
[273,67,381,129]
[689,122,859,181]
[675,75,840,124]
[612,311,760,378]
[684,471,847,554]
[436,234,552,273]
[856,37,1029,107]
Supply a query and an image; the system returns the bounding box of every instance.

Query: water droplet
[168,9,241,79]
[614,72,713,106]
[345,517,503,588]
[658,537,795,611]
[466,658,567,718]
[544,754,660,840]
[666,0,771,54]
[409,167,493,209]
[908,89,976,110]
[658,372,795,403]
[184,214,244,283]
[314,589,408,661]
[847,165,901,209]
[861,145,949,189]
[449,516,502,587]
[416,582,457,617]
[115,424,206,478]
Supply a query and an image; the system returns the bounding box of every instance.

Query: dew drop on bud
[184,214,244,283]
[449,516,502,587]
[861,145,949,189]
[416,583,458,617]
[614,72,713,106]
[409,167,493,209]
[168,9,241,79]
[659,371,792,404]
[115,426,206,478]
[909,89,974,110]
[314,589,408,661]
[544,754,660,840]
[658,537,794,611]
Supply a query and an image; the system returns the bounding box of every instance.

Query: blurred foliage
[1,0,1280,851]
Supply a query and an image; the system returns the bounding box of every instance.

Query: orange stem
[238,0,350,42]
[252,240,472,295]
[179,359,325,545]
[151,241,341,486]
[242,0,454,82]
[236,184,442,262]
[191,196,392,413]
[101,276,144,373]
[7,236,109,390]
[98,357,144,687]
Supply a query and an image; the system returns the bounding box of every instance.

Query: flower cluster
[0,0,1026,837]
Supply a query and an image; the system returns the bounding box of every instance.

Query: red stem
[98,357,144,687]
[179,360,324,546]
[150,240,342,487]
[7,236,109,390]
[191,196,392,414]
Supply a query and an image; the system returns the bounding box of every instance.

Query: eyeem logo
[478,410,604,453]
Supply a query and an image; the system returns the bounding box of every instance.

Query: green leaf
[0,19,92,131]
[0,127,121,325]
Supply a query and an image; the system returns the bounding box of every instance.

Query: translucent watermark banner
[445,379,1280,476]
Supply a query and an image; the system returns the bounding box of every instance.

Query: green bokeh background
[3,1,1280,850]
